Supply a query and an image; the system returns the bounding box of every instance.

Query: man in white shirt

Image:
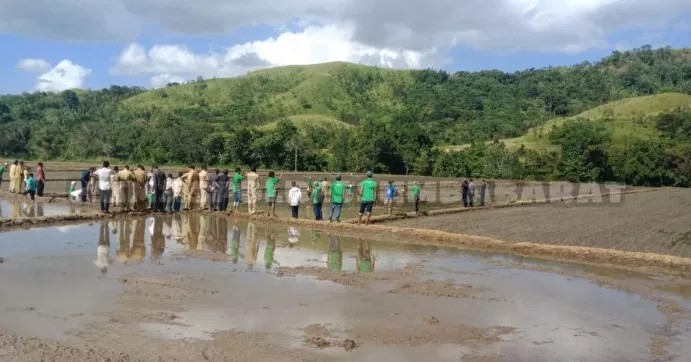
[288,181,302,219]
[94,161,114,213]
[172,172,184,212]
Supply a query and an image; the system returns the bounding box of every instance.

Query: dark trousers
[37,180,44,197]
[154,189,164,211]
[81,181,88,202]
[173,196,182,212]
[99,189,112,212]
[313,203,323,220]
[414,197,420,213]
[222,196,229,211]
[462,192,468,207]
[291,205,299,219]
[27,190,35,201]
[468,193,474,207]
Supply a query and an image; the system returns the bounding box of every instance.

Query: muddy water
[0,199,86,219]
[0,214,690,361]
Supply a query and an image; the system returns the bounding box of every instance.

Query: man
[20,161,28,193]
[0,162,7,189]
[468,179,476,207]
[81,167,94,202]
[219,170,231,211]
[164,173,174,212]
[321,177,331,204]
[111,166,121,208]
[311,182,324,220]
[411,181,421,214]
[8,161,17,192]
[328,174,345,222]
[133,165,148,211]
[246,165,259,215]
[152,165,166,212]
[198,166,210,210]
[23,172,37,202]
[232,168,243,212]
[117,166,135,211]
[172,172,184,212]
[461,179,469,207]
[94,161,114,213]
[34,162,46,197]
[384,181,397,215]
[265,171,281,217]
[288,181,302,219]
[357,171,378,226]
[211,169,226,211]
[479,180,488,206]
[182,165,200,210]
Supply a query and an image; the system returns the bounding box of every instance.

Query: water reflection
[0,200,83,218]
[91,213,383,274]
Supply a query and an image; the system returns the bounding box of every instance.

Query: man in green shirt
[0,162,7,189]
[328,174,345,222]
[232,168,244,212]
[357,171,378,225]
[311,182,324,220]
[265,171,281,217]
[411,181,421,214]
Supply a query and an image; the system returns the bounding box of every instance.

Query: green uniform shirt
[411,184,421,199]
[0,165,5,175]
[265,177,280,198]
[311,185,322,204]
[232,173,243,193]
[359,179,377,202]
[330,181,345,204]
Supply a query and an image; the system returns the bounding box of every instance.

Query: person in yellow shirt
[246,166,259,215]
[117,166,135,211]
[198,166,209,210]
[183,165,200,210]
[133,166,148,211]
[8,160,18,193]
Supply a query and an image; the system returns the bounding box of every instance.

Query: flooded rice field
[0,200,86,219]
[1,213,690,361]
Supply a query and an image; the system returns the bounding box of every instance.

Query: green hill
[444,93,691,153]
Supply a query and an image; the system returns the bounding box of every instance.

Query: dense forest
[1,45,690,186]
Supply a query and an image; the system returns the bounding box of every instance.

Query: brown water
[0,214,689,361]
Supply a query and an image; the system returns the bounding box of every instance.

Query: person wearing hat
[357,171,378,226]
[328,174,345,222]
[0,162,7,189]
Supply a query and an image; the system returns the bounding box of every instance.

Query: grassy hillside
[491,93,691,152]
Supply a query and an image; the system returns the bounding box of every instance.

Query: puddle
[1,213,690,361]
[0,199,86,219]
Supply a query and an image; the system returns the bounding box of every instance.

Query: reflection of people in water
[151,217,165,261]
[356,239,375,273]
[287,227,299,247]
[230,220,241,264]
[183,213,199,250]
[10,201,20,218]
[94,223,114,274]
[327,235,343,272]
[117,220,131,263]
[130,219,146,262]
[210,215,228,253]
[171,214,183,244]
[21,202,35,218]
[35,204,44,217]
[245,222,259,271]
[198,213,211,251]
[264,228,279,270]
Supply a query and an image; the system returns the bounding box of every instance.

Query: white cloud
[17,58,51,73]
[36,60,91,92]
[112,24,433,87]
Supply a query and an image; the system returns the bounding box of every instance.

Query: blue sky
[1,0,690,94]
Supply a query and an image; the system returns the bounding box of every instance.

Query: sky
[1,0,690,94]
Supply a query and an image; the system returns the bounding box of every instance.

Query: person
[172,172,184,212]
[246,165,259,215]
[212,169,228,211]
[21,162,29,193]
[117,165,135,211]
[94,161,114,213]
[468,179,476,207]
[35,162,45,197]
[461,179,469,207]
[265,171,281,217]
[198,166,210,210]
[23,172,37,202]
[69,181,81,201]
[182,165,199,210]
[384,181,397,215]
[311,182,324,220]
[411,181,421,214]
[164,173,174,212]
[208,168,219,210]
[133,165,148,211]
[151,165,166,212]
[111,166,121,208]
[321,177,331,203]
[220,170,231,211]
[87,164,97,203]
[232,168,243,212]
[80,167,93,202]
[328,174,345,222]
[0,162,7,189]
[288,181,302,219]
[8,160,17,192]
[479,180,487,206]
[357,171,378,226]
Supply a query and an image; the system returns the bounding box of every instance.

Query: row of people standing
[1,160,45,198]
[461,179,487,207]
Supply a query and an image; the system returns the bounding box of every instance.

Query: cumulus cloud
[36,60,91,92]
[17,58,51,73]
[112,24,434,87]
